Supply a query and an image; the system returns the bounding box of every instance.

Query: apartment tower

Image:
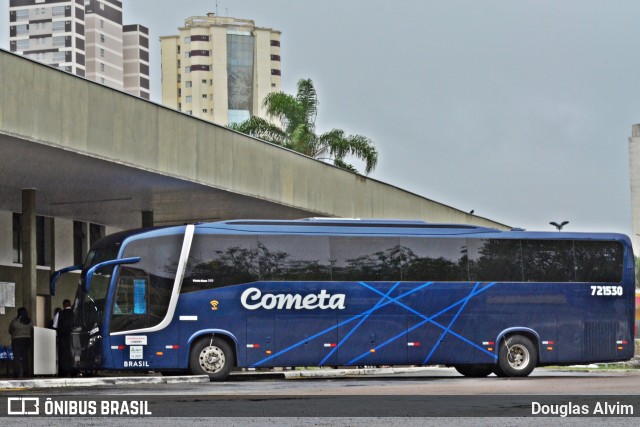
[9,0,149,99]
[160,14,281,125]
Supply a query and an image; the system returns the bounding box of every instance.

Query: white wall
[54,217,74,268]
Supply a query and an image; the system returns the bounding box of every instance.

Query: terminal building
[0,49,509,356]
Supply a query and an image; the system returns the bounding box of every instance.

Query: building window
[186,66,191,73]
[202,94,207,99]
[202,109,208,113]
[16,24,29,35]
[16,39,29,50]
[186,96,192,103]
[12,213,21,264]
[53,6,65,16]
[73,221,84,265]
[100,19,104,29]
[271,69,281,76]
[52,21,65,32]
[271,54,281,61]
[185,81,192,88]
[100,63,105,72]
[270,39,280,47]
[13,213,52,267]
[53,36,65,47]
[16,9,29,19]
[100,77,105,84]
[53,52,66,62]
[185,52,191,58]
[100,34,105,43]
[100,48,105,57]
[184,37,191,43]
[89,223,105,247]
[202,79,207,84]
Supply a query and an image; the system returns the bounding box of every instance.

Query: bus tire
[189,336,234,381]
[497,335,537,377]
[492,364,507,377]
[454,364,494,377]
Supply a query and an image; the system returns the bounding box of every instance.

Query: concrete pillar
[21,189,37,320]
[142,210,154,227]
[45,217,56,322]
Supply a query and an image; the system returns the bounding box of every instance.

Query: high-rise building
[9,0,149,99]
[628,124,640,254]
[160,14,282,126]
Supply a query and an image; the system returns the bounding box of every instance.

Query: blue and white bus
[50,219,635,379]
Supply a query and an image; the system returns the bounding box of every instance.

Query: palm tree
[229,79,378,175]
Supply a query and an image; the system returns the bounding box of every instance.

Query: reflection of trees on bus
[179,237,623,293]
[470,239,522,282]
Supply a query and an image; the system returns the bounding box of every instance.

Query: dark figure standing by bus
[8,307,32,378]
[57,299,74,377]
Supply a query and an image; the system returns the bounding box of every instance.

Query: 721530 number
[590,285,623,296]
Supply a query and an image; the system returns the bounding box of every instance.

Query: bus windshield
[74,245,120,329]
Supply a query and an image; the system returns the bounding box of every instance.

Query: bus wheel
[492,364,507,377]
[498,335,537,377]
[189,336,234,381]
[454,364,494,377]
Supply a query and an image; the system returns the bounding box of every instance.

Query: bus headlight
[89,335,102,347]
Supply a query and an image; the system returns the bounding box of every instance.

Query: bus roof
[94,219,632,249]
[190,219,632,243]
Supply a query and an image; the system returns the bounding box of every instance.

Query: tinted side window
[574,241,623,283]
[468,239,523,282]
[400,237,469,281]
[522,240,575,282]
[330,237,401,281]
[258,235,331,281]
[182,234,259,292]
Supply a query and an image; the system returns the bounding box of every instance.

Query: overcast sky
[1,0,639,235]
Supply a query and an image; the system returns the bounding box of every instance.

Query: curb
[282,366,435,378]
[0,375,210,389]
[0,367,437,388]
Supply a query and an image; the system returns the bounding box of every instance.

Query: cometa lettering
[241,287,346,310]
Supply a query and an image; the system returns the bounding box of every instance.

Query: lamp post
[549,221,569,231]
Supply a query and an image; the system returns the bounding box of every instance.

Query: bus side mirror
[50,264,83,296]
[84,257,142,293]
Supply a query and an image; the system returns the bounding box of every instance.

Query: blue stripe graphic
[253,281,496,367]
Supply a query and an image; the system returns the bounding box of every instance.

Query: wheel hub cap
[199,346,225,373]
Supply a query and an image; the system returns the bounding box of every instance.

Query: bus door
[108,271,180,370]
[246,315,275,367]
[408,314,479,365]
[274,315,339,367]
[336,315,407,366]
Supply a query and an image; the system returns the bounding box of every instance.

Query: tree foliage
[229,78,378,175]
